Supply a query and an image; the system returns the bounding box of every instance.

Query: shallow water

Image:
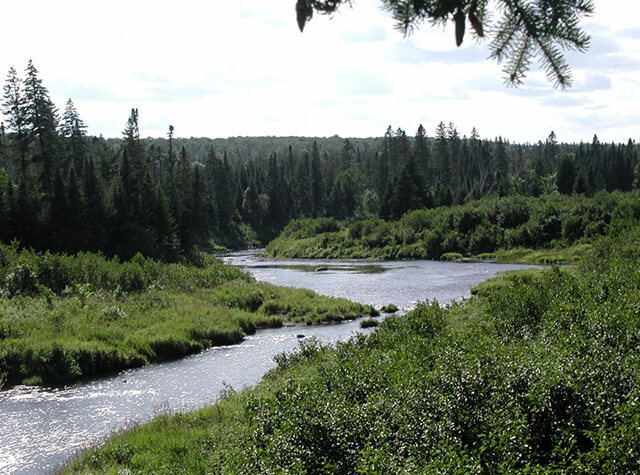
[0,252,535,474]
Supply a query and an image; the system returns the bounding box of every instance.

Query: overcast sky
[1,1,639,143]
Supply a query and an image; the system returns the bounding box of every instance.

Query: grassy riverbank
[265,192,640,264]
[0,245,372,388]
[67,228,640,473]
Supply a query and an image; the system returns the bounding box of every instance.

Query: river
[0,252,534,474]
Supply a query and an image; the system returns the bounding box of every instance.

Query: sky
[1,0,639,144]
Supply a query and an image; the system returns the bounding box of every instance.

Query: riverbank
[0,246,372,389]
[265,192,638,264]
[66,228,640,473]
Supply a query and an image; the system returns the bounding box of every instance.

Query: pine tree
[189,166,208,248]
[60,99,87,176]
[23,60,59,198]
[66,167,83,251]
[83,158,105,252]
[296,152,313,218]
[435,122,450,184]
[557,157,576,194]
[311,141,323,217]
[121,108,143,213]
[300,0,593,87]
[2,67,29,181]
[217,151,234,230]
[412,124,430,176]
[494,137,510,196]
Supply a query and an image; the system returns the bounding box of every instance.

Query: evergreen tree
[83,158,105,251]
[412,124,430,176]
[189,166,208,247]
[2,67,29,180]
[60,98,87,176]
[557,156,576,194]
[23,60,59,198]
[435,122,450,184]
[494,137,510,195]
[296,152,313,218]
[66,167,83,251]
[311,141,323,217]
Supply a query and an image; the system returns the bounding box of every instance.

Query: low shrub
[359,318,379,328]
[381,304,398,313]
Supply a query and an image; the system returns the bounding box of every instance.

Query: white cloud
[0,0,638,144]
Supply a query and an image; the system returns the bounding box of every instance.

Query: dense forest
[2,61,639,261]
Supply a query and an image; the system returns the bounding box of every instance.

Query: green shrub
[441,252,464,261]
[4,264,38,297]
[265,192,640,262]
[359,318,379,328]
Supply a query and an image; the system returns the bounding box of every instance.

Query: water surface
[0,252,535,474]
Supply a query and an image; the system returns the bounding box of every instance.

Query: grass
[359,318,379,328]
[67,228,640,473]
[475,243,591,265]
[0,246,372,388]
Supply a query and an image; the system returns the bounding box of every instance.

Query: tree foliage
[296,0,593,87]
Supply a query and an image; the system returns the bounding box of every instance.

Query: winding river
[0,252,535,474]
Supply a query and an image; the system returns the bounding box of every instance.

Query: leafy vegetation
[0,245,371,388]
[266,191,640,262]
[67,228,640,473]
[359,318,379,328]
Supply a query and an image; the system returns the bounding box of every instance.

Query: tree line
[1,60,638,260]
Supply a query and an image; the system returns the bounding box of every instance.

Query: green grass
[67,228,640,473]
[0,246,372,388]
[381,303,398,313]
[359,318,379,328]
[475,243,591,264]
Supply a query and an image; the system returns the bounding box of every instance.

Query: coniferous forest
[2,61,639,261]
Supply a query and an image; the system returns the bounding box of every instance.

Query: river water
[0,252,534,474]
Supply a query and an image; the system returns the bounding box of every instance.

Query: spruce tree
[557,157,576,194]
[311,141,323,217]
[494,137,510,196]
[66,167,83,251]
[296,152,313,218]
[2,67,29,181]
[83,158,105,252]
[412,124,430,175]
[23,60,59,198]
[60,99,87,176]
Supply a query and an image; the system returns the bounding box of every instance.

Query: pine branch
[299,0,594,87]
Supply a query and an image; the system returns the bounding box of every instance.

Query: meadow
[0,245,372,388]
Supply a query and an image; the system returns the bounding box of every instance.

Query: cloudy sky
[1,1,639,143]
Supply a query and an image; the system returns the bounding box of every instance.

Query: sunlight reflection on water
[0,251,536,474]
